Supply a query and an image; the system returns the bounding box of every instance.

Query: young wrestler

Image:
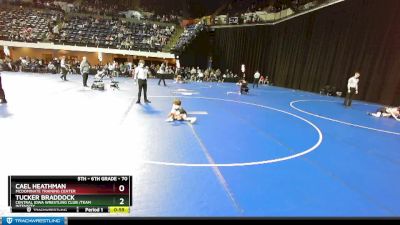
[166,99,197,124]
[369,106,400,121]
[239,79,249,95]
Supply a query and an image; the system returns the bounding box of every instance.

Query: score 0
[117,184,127,206]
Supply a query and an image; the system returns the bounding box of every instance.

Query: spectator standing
[253,70,260,88]
[80,57,90,87]
[60,56,68,81]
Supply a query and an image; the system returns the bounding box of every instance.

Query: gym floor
[0,72,399,217]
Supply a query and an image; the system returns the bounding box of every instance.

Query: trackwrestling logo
[2,217,64,225]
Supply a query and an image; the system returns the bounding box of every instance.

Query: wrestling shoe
[370,113,380,117]
[189,117,197,124]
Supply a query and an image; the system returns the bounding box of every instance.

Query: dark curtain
[179,31,211,69]
[211,0,400,106]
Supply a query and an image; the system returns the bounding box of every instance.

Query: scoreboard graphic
[8,176,132,213]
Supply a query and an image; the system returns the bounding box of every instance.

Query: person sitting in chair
[264,76,270,85]
[259,75,265,85]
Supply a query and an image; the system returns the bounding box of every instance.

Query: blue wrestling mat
[0,72,399,217]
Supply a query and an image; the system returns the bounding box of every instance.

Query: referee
[344,72,360,107]
[134,60,151,104]
[158,63,167,86]
[253,70,260,88]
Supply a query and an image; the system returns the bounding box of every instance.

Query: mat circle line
[139,96,323,167]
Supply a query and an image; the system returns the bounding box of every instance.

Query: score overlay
[8,176,132,213]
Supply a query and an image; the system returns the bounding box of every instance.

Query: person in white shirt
[253,70,260,88]
[108,62,115,75]
[134,60,151,104]
[197,70,204,82]
[344,72,360,107]
[111,61,119,77]
[80,57,90,87]
[128,62,133,76]
[190,67,197,81]
[21,57,27,67]
[47,61,56,73]
[158,62,167,86]
[60,56,68,81]
[190,67,196,75]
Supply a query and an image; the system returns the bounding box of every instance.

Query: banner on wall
[180,19,197,27]
[229,17,239,24]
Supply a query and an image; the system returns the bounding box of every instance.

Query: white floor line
[290,100,400,136]
[187,111,208,115]
[188,123,244,214]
